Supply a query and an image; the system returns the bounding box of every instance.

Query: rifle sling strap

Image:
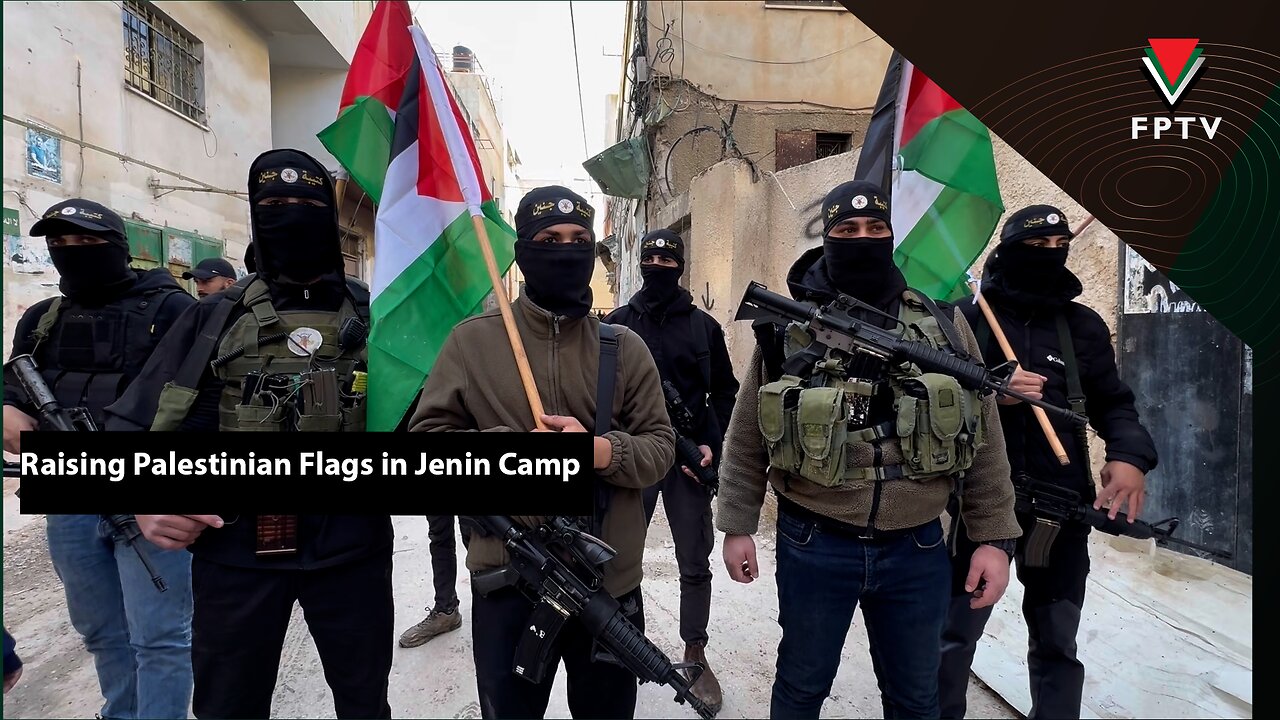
[592,324,620,536]
[689,311,712,390]
[174,286,245,390]
[1055,312,1093,489]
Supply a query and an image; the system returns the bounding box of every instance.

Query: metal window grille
[122,0,205,123]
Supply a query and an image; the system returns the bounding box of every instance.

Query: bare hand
[1094,460,1146,521]
[723,534,759,584]
[682,445,714,480]
[539,414,588,433]
[3,665,21,694]
[3,405,38,455]
[966,544,1012,609]
[136,514,224,551]
[997,368,1047,405]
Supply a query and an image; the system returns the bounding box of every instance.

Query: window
[122,0,206,123]
[341,230,364,280]
[816,132,853,159]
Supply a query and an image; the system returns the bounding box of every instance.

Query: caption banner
[16,432,595,515]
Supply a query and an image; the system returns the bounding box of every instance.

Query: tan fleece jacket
[408,296,675,597]
[716,307,1021,543]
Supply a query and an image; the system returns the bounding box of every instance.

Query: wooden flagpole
[405,17,546,430]
[471,213,547,430]
[967,214,1095,466]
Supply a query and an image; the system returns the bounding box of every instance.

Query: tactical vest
[150,278,367,433]
[756,290,985,489]
[29,288,182,427]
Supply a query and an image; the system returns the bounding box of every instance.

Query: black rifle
[661,380,718,495]
[734,281,1087,427]
[1012,472,1232,565]
[3,354,168,592]
[468,515,716,719]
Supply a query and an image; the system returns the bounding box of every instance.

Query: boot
[684,643,723,717]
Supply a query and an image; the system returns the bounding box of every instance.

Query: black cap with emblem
[821,180,892,235]
[246,148,343,284]
[639,229,684,266]
[29,199,128,249]
[1000,204,1074,245]
[514,185,595,241]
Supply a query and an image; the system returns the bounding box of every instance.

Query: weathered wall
[650,86,872,201]
[645,0,890,109]
[3,0,277,359]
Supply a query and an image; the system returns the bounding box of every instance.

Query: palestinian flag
[367,24,517,432]
[316,0,415,203]
[855,51,1004,301]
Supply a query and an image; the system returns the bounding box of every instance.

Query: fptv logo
[1130,38,1221,140]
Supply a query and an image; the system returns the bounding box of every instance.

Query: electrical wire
[568,1,590,159]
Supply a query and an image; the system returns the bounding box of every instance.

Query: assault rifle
[469,516,716,719]
[3,354,168,592]
[734,281,1088,427]
[1013,472,1232,565]
[661,380,718,495]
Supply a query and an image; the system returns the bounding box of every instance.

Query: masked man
[603,229,738,714]
[408,185,675,719]
[717,180,1021,719]
[938,205,1158,719]
[3,198,196,719]
[105,149,393,720]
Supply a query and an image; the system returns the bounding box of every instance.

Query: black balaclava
[636,229,685,311]
[991,204,1076,300]
[243,242,257,274]
[247,149,344,286]
[513,185,597,318]
[818,180,904,306]
[30,199,135,303]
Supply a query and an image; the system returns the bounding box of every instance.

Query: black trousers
[427,515,460,611]
[190,552,395,719]
[472,584,644,719]
[939,513,1090,719]
[642,465,714,646]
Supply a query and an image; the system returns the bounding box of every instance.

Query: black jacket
[604,287,738,460]
[3,268,195,423]
[103,273,391,571]
[960,255,1158,494]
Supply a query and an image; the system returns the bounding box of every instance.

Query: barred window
[122,0,206,123]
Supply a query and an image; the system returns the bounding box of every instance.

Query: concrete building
[2,0,373,359]
[600,0,890,298]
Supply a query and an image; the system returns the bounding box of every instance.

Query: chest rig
[756,290,985,489]
[212,279,366,433]
[29,288,179,426]
[149,278,367,434]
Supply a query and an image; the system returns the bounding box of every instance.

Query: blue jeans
[771,507,951,719]
[46,514,194,719]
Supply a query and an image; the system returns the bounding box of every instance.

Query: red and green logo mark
[1141,38,1205,110]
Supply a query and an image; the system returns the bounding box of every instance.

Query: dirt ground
[2,482,1018,718]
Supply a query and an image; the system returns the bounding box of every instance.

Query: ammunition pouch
[758,375,803,478]
[895,373,982,478]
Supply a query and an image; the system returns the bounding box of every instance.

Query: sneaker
[398,606,462,648]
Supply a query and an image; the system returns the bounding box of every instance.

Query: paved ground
[2,481,1018,718]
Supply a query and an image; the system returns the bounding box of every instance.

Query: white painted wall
[2,0,274,359]
[270,65,350,171]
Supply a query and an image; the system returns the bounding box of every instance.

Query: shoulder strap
[973,307,993,360]
[905,289,969,359]
[30,297,64,355]
[1055,312,1086,416]
[172,285,246,390]
[754,320,785,382]
[595,323,620,435]
[690,311,712,390]
[591,322,621,538]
